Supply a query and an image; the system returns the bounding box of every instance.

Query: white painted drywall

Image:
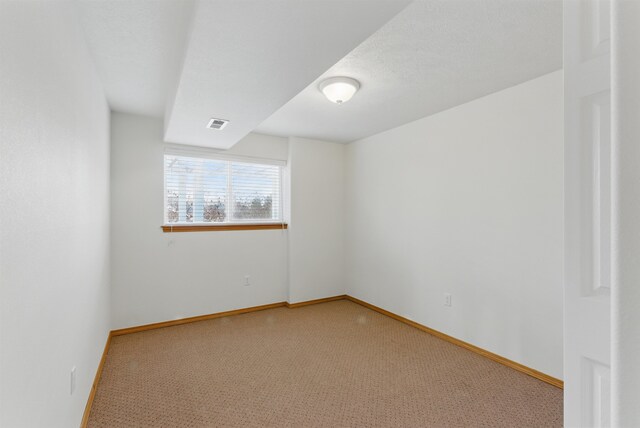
[344,71,564,378]
[0,2,111,427]
[111,117,348,327]
[288,137,345,303]
[612,0,640,425]
[110,114,291,329]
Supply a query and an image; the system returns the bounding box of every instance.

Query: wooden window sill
[161,223,288,233]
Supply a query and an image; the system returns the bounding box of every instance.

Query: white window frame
[163,145,287,226]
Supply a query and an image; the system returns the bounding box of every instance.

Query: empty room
[1,0,639,427]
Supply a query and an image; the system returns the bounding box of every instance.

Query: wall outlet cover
[444,293,452,307]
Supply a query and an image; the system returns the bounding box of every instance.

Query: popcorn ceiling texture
[76,0,195,118]
[88,300,561,427]
[163,1,410,149]
[257,0,562,143]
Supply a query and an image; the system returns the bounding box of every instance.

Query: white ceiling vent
[206,118,229,130]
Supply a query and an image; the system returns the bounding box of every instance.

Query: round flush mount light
[318,76,360,104]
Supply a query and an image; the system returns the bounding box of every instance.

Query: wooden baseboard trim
[111,301,288,336]
[80,332,112,428]
[345,295,563,389]
[286,295,347,309]
[111,296,348,337]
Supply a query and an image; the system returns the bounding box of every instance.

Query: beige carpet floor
[88,300,562,427]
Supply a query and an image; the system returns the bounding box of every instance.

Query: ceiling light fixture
[318,76,360,104]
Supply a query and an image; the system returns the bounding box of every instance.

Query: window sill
[161,223,288,233]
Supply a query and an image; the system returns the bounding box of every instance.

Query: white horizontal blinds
[231,161,281,222]
[164,154,282,224]
[165,155,228,223]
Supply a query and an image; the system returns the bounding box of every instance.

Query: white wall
[0,2,111,427]
[111,114,290,329]
[345,71,564,378]
[288,137,345,303]
[111,117,347,327]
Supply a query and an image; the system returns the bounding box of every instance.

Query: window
[163,150,285,229]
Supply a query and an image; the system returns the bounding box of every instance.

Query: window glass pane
[201,159,227,223]
[231,162,280,221]
[165,156,181,223]
[164,154,282,224]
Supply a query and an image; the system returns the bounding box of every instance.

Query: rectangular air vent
[207,118,229,130]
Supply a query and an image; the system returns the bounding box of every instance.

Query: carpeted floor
[88,300,562,427]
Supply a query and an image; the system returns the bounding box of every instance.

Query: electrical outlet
[244,275,250,286]
[70,366,76,395]
[444,293,452,307]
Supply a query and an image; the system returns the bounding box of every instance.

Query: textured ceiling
[256,0,563,143]
[78,0,562,147]
[77,0,195,118]
[163,0,410,149]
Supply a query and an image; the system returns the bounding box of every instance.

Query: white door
[564,0,612,426]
